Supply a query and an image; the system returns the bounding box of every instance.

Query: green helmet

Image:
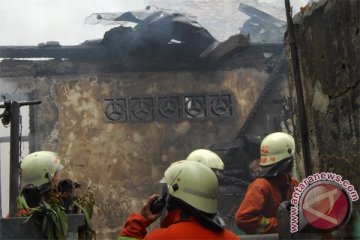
[21,151,64,187]
[164,160,218,214]
[186,149,224,170]
[260,132,295,167]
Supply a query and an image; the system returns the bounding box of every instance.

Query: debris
[86,7,217,61]
[239,3,286,43]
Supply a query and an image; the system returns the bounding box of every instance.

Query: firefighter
[17,151,65,213]
[158,149,224,185]
[17,151,96,239]
[186,148,224,171]
[21,151,64,189]
[157,149,224,221]
[118,160,239,240]
[235,132,299,234]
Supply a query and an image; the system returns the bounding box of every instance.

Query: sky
[0,0,146,45]
[0,0,310,46]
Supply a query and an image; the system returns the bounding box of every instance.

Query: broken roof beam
[0,45,108,60]
[239,3,286,30]
[201,34,250,62]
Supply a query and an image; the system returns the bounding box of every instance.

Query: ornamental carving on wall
[103,93,232,123]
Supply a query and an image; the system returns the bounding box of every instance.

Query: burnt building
[0,6,290,238]
[1,0,358,239]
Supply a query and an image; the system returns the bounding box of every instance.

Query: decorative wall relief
[104,93,233,123]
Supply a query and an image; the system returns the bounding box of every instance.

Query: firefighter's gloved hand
[140,194,162,224]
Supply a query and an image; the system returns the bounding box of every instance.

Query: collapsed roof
[85,7,218,62]
[0,4,285,65]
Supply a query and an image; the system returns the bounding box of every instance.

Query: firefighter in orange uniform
[118,160,240,240]
[235,132,299,234]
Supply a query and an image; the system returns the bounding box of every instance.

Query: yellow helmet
[186,149,224,170]
[260,132,295,167]
[164,160,218,214]
[21,151,64,187]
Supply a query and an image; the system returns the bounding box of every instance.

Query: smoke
[145,0,311,42]
[0,0,145,45]
[0,0,311,45]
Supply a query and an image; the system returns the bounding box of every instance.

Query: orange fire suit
[119,208,240,240]
[235,173,298,234]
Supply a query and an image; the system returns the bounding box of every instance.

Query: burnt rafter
[0,43,283,64]
[0,45,108,60]
[211,51,286,180]
[103,93,233,123]
[213,50,286,151]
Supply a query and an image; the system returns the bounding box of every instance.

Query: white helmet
[260,132,295,167]
[186,149,224,170]
[164,160,218,214]
[21,151,64,187]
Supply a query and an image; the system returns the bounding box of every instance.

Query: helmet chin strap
[37,172,54,194]
[45,172,52,183]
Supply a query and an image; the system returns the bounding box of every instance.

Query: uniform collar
[161,208,194,228]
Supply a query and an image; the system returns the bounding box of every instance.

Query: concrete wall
[0,56,283,238]
[286,0,359,209]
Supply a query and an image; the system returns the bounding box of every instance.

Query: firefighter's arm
[235,180,278,234]
[118,195,161,240]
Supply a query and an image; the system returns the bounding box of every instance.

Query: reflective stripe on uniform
[118,236,139,240]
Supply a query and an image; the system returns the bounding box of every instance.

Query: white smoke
[0,0,312,45]
[145,0,311,41]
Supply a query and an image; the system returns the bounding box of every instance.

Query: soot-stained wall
[286,0,359,209]
[0,57,281,238]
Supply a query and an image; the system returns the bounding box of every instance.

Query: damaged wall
[0,51,285,237]
[286,0,359,209]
